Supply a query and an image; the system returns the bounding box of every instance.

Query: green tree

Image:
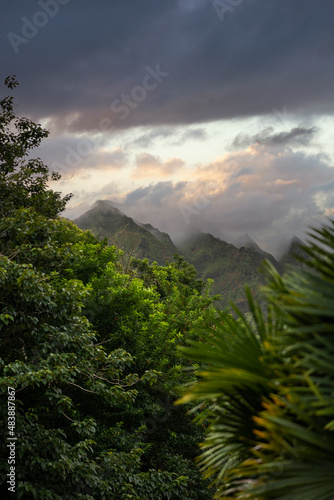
[0,209,209,498]
[81,254,218,498]
[177,220,334,499]
[0,76,71,218]
[0,250,142,499]
[0,77,214,498]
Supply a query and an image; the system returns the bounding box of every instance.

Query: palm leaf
[177,219,334,499]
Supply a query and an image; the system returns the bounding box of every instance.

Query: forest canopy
[0,76,216,499]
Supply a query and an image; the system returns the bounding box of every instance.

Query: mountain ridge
[73,200,304,311]
[74,200,180,265]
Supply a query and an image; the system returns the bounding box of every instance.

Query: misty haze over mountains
[74,200,306,311]
[72,199,304,259]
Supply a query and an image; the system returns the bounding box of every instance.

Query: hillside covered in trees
[0,77,216,499]
[74,200,305,313]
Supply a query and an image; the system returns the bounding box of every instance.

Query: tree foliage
[0,76,71,218]
[0,77,214,498]
[177,220,334,499]
[1,212,213,498]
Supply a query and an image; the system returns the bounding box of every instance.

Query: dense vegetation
[0,77,216,499]
[74,202,285,313]
[1,76,333,500]
[178,223,334,499]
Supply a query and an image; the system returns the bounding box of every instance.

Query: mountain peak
[234,234,279,266]
[279,235,307,271]
[235,234,258,249]
[92,200,125,216]
[290,235,304,246]
[74,201,180,265]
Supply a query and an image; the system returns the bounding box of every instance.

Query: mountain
[235,234,282,270]
[179,232,281,311]
[74,200,179,265]
[279,236,307,272]
[73,201,301,312]
[135,221,177,249]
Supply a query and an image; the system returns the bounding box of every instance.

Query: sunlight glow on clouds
[59,132,334,254]
[4,0,334,250]
[132,153,185,179]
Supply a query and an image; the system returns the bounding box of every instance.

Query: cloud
[174,128,208,144]
[129,126,208,149]
[2,1,334,131]
[94,147,128,170]
[132,153,185,178]
[232,126,317,149]
[130,128,176,148]
[107,145,334,252]
[5,0,333,254]
[33,135,128,174]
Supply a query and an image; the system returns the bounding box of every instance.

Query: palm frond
[177,219,334,499]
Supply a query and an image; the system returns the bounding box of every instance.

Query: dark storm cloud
[1,0,334,131]
[232,126,317,149]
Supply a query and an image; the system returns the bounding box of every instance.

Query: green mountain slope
[279,236,308,273]
[179,232,281,311]
[235,234,282,270]
[74,200,179,265]
[73,202,298,312]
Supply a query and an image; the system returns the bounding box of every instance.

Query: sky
[1,0,334,254]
